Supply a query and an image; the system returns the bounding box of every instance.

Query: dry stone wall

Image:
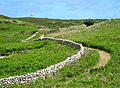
[0,37,84,86]
[38,37,82,49]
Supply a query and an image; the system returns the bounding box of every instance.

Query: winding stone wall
[0,37,84,86]
[38,37,81,49]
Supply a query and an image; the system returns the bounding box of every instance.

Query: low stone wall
[38,37,82,49]
[0,37,84,86]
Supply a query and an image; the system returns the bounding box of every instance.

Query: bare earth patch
[93,50,111,69]
[87,47,111,70]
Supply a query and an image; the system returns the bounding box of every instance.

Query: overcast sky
[0,0,120,19]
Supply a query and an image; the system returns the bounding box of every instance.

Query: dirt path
[63,47,111,85]
[86,47,111,70]
[91,50,111,69]
[21,29,42,42]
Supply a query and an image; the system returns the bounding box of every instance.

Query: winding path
[85,47,111,70]
[0,26,111,85]
[92,50,111,69]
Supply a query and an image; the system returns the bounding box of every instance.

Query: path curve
[0,26,111,85]
[92,50,111,69]
[86,47,111,70]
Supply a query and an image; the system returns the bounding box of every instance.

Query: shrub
[84,20,94,26]
[12,20,17,23]
[4,20,11,24]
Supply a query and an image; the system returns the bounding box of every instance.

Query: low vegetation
[0,15,119,87]
[0,18,37,43]
[0,17,77,78]
[17,17,106,29]
[8,50,100,88]
[56,19,120,87]
[0,40,76,78]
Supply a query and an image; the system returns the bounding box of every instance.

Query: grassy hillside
[9,19,120,88]
[0,16,77,79]
[54,19,120,87]
[0,16,38,43]
[0,15,119,88]
[17,17,106,29]
[9,50,100,88]
[0,40,76,78]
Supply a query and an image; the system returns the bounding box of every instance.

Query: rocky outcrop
[0,37,84,86]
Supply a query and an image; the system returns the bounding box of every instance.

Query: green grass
[0,40,77,78]
[0,23,38,43]
[0,16,119,87]
[8,50,99,88]
[55,19,120,87]
[0,17,77,79]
